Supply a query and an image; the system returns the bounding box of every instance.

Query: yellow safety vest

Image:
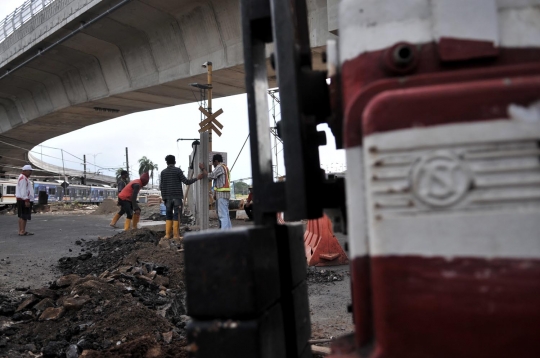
[214,164,231,192]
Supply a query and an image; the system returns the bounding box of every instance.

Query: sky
[1,0,346,185]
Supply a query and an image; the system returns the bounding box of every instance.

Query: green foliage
[138,156,159,186]
[234,181,249,195]
[115,168,125,181]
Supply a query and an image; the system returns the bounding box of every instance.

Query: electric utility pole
[83,155,87,185]
[61,149,67,183]
[207,61,213,154]
[125,147,130,178]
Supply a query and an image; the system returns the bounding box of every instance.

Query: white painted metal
[363,119,540,259]
[339,0,540,63]
[345,146,369,259]
[0,0,58,43]
[432,0,499,45]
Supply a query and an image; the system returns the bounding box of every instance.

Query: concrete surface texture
[0,213,119,289]
[0,0,337,176]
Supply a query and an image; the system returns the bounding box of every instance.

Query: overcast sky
[1,0,346,184]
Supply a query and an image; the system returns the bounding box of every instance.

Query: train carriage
[33,181,61,203]
[1,179,118,207]
[0,180,17,208]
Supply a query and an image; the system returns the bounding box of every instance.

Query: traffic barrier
[304,214,348,266]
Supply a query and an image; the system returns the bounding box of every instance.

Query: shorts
[17,200,32,221]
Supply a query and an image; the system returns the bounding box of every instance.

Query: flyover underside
[0,0,332,176]
[0,62,276,176]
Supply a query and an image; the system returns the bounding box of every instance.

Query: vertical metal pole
[83,155,86,185]
[273,95,279,179]
[125,147,130,178]
[204,62,214,217]
[198,132,209,230]
[207,62,213,153]
[60,149,66,183]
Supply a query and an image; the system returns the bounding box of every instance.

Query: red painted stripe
[367,256,540,358]
[341,43,540,147]
[362,75,540,136]
[350,256,373,348]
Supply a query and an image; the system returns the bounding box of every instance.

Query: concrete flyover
[0,0,337,177]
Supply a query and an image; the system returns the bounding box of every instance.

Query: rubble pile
[57,229,167,277]
[0,222,349,357]
[90,199,118,216]
[307,267,346,284]
[0,229,189,357]
[0,206,13,215]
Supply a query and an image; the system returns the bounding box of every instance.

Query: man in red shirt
[16,165,34,236]
[117,172,149,230]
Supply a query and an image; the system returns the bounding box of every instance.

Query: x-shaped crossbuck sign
[198,106,224,136]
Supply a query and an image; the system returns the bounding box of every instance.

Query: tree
[115,168,125,181]
[138,157,159,187]
[235,181,249,195]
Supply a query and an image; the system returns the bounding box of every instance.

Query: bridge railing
[0,0,58,44]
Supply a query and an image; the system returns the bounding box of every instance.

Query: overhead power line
[0,139,115,172]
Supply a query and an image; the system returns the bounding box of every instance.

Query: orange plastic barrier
[304,214,349,266]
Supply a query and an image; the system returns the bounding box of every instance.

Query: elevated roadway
[28,153,117,184]
[0,0,336,177]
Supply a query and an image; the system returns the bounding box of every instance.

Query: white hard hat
[22,165,33,171]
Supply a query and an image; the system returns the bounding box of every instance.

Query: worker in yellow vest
[199,154,232,229]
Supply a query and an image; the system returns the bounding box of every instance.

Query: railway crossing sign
[198,106,224,136]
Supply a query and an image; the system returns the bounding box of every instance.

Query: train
[0,179,119,208]
[0,179,161,209]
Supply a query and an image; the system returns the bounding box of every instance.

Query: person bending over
[116,172,149,230]
[109,170,130,227]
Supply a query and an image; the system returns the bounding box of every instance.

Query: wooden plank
[198,123,212,133]
[211,117,224,129]
[199,106,211,117]
[198,108,224,128]
[198,123,222,137]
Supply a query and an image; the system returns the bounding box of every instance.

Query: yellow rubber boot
[164,220,173,239]
[109,213,121,228]
[132,213,140,229]
[124,219,132,231]
[173,220,181,240]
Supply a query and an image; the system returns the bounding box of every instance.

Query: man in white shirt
[16,165,34,236]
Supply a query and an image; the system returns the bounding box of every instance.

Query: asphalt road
[0,213,120,290]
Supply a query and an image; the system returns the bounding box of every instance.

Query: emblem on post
[411,151,472,208]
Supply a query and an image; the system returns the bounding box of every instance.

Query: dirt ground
[0,210,352,357]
